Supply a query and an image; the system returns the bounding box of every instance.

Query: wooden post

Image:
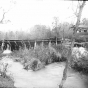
[15,41,17,50]
[41,41,44,47]
[56,37,57,46]
[28,41,30,49]
[8,41,11,50]
[34,41,37,48]
[49,40,51,47]
[24,41,26,49]
[1,40,4,51]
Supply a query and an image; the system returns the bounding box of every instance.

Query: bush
[12,48,34,64]
[11,45,62,70]
[84,43,88,50]
[33,45,62,64]
[52,44,68,61]
[70,47,88,75]
[0,57,14,80]
[24,58,45,71]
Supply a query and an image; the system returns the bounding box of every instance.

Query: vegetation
[11,44,65,71]
[0,17,88,40]
[70,55,88,75]
[69,47,88,75]
[0,1,88,88]
[0,75,15,88]
[1,42,88,88]
[59,1,86,88]
[0,21,74,40]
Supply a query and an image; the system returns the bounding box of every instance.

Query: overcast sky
[0,0,88,32]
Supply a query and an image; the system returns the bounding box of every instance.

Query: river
[1,57,88,88]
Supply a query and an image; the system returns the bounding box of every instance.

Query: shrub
[84,43,88,50]
[52,44,68,61]
[33,45,62,64]
[24,58,45,71]
[70,47,88,75]
[11,44,64,71]
[0,57,14,79]
[12,48,34,64]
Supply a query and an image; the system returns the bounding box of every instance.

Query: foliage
[70,47,88,75]
[84,43,88,50]
[52,22,73,39]
[4,31,31,40]
[52,44,68,61]
[30,25,53,39]
[11,44,63,71]
[24,58,45,71]
[0,57,16,88]
[0,24,53,40]
[0,22,74,40]
[70,55,88,75]
[0,76,15,88]
[81,18,88,25]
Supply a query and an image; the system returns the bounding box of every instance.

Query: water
[2,49,12,55]
[0,57,88,88]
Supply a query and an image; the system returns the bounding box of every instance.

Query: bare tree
[59,1,86,88]
[52,17,60,45]
[0,0,16,24]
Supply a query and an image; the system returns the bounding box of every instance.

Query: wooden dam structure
[0,38,62,51]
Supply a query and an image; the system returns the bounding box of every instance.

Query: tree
[52,22,73,39]
[30,25,52,39]
[81,18,88,25]
[52,17,60,38]
[59,22,73,39]
[59,1,86,88]
[0,0,16,24]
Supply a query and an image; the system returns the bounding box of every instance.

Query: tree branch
[0,12,6,24]
[0,0,16,24]
[59,1,86,88]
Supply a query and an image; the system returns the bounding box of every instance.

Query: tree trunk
[59,1,86,88]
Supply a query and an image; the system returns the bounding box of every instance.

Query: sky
[0,0,88,32]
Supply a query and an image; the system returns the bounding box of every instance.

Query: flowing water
[1,57,88,88]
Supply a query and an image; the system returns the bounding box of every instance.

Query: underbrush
[11,44,66,71]
[0,75,15,88]
[52,44,68,61]
[3,43,88,75]
[70,50,88,75]
[64,43,88,75]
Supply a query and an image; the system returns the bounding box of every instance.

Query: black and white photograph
[0,0,88,88]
